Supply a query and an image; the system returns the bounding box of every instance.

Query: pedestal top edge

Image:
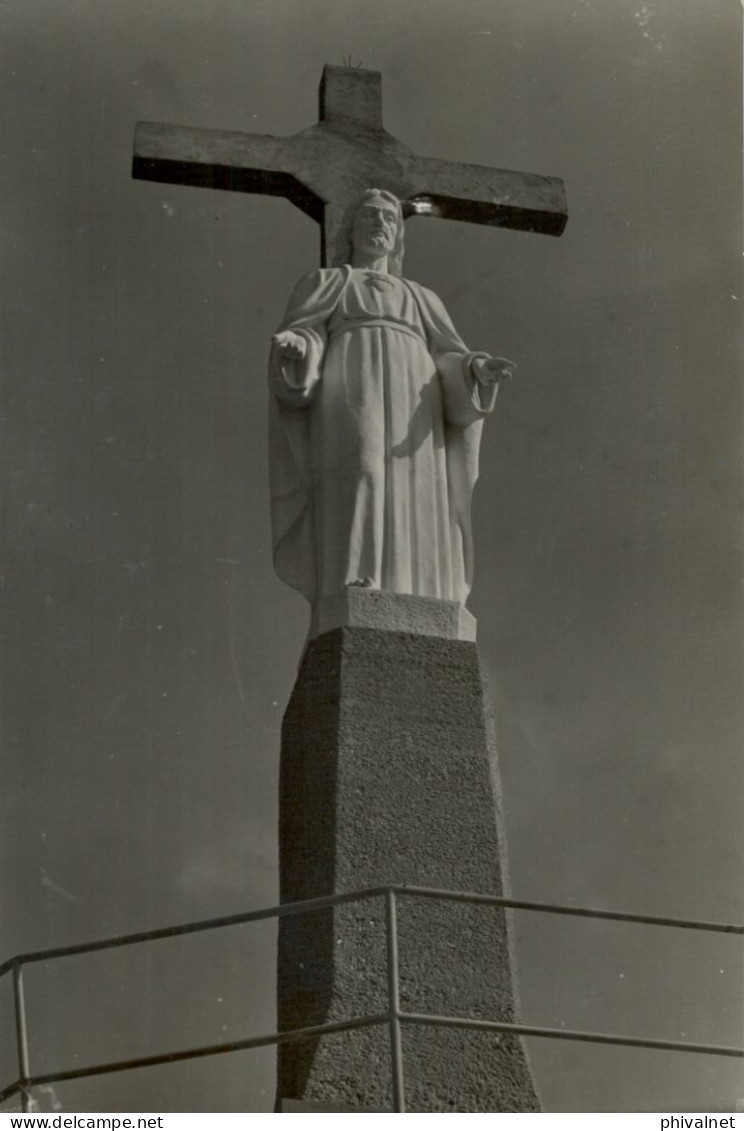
[308,588,477,642]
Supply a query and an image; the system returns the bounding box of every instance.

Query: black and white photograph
[1,0,741,1115]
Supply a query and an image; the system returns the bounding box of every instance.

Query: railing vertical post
[12,962,31,1113]
[384,889,405,1113]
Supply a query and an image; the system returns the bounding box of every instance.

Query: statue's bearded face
[352,196,399,256]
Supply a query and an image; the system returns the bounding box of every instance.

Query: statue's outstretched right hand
[272,331,307,360]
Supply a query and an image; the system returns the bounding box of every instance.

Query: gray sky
[1,0,741,1113]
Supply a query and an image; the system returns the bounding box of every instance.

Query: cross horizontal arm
[132,121,323,221]
[132,64,569,259]
[403,155,567,237]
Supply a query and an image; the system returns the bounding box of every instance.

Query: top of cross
[319,65,383,130]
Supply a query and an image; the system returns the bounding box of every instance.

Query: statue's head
[333,188,405,276]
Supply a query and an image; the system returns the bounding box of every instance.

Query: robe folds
[268,266,498,607]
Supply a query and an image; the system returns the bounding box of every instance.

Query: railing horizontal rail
[395,885,744,936]
[2,884,741,980]
[398,1012,744,1059]
[0,1013,390,1105]
[2,1008,742,1108]
[0,887,389,979]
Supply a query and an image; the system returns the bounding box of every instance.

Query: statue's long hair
[332,188,405,277]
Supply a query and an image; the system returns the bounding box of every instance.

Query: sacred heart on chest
[363,271,394,293]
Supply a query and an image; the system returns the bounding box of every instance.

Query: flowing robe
[268,266,498,606]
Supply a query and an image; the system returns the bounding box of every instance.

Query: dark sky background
[1,0,741,1114]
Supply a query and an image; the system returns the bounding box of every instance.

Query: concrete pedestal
[276,614,540,1112]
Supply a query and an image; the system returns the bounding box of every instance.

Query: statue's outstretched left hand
[471,356,517,386]
[272,330,307,360]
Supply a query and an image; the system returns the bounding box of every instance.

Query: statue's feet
[347,577,376,589]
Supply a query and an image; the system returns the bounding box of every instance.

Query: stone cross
[132,64,567,264]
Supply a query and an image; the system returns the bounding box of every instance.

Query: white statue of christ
[268,188,515,608]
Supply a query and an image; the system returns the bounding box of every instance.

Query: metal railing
[1,885,742,1113]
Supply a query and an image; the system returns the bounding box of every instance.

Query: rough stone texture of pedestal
[309,587,477,641]
[277,619,540,1112]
